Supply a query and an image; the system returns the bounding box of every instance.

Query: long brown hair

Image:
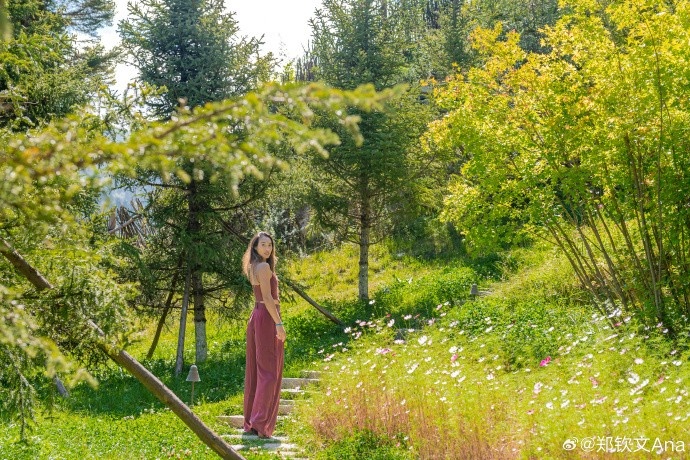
[242,231,277,281]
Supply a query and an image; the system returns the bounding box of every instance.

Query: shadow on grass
[61,340,247,417]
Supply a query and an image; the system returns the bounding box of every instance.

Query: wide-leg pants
[243,303,284,437]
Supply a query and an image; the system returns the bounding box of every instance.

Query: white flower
[387,318,395,327]
[418,335,428,345]
[672,361,683,366]
[634,358,644,365]
[449,346,458,354]
[628,372,640,384]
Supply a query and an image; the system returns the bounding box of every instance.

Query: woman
[241,231,286,439]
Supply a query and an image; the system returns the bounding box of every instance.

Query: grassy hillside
[0,241,687,459]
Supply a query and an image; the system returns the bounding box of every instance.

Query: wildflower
[628,372,640,384]
[451,353,459,363]
[449,346,458,354]
[634,358,644,365]
[376,348,392,355]
[589,377,599,387]
[545,402,553,409]
[533,382,544,394]
[539,356,552,367]
[407,363,419,374]
[672,361,683,366]
[436,304,443,310]
[369,299,376,305]
[387,318,395,327]
[418,335,429,345]
[527,409,535,415]
[403,314,412,320]
[344,327,352,333]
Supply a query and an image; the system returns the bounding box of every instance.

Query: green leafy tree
[0,0,115,130]
[118,0,277,365]
[1,80,391,437]
[434,0,690,331]
[308,0,436,301]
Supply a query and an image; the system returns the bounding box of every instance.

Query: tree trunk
[0,238,245,460]
[174,266,192,377]
[187,178,208,363]
[358,193,371,302]
[193,270,208,363]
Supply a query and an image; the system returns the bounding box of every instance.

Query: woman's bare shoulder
[255,262,272,276]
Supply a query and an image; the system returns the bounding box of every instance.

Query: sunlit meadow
[292,245,690,459]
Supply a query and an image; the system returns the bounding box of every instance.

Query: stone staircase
[217,371,320,459]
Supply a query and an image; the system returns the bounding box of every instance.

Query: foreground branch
[0,238,244,460]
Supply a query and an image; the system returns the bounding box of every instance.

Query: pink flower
[451,353,459,362]
[589,376,599,387]
[539,356,552,367]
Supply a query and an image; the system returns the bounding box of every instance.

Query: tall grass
[292,243,690,459]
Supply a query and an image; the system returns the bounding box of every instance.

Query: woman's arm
[256,263,286,342]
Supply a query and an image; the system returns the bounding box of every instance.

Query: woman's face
[256,236,273,260]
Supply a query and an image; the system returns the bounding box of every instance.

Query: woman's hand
[276,324,286,342]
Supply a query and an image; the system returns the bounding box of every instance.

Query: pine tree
[119,0,274,365]
[308,0,433,301]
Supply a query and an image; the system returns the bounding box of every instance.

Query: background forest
[1,0,689,459]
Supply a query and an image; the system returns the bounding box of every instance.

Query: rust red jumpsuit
[243,272,284,437]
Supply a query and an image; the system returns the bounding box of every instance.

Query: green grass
[2,239,688,459]
[290,243,690,459]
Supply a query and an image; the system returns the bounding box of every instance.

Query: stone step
[222,433,289,442]
[281,377,319,389]
[230,442,300,452]
[278,403,293,415]
[217,414,287,429]
[217,415,244,429]
[300,370,321,379]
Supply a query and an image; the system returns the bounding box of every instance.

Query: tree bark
[174,266,192,377]
[0,238,244,460]
[358,194,371,302]
[193,270,208,363]
[187,178,208,363]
